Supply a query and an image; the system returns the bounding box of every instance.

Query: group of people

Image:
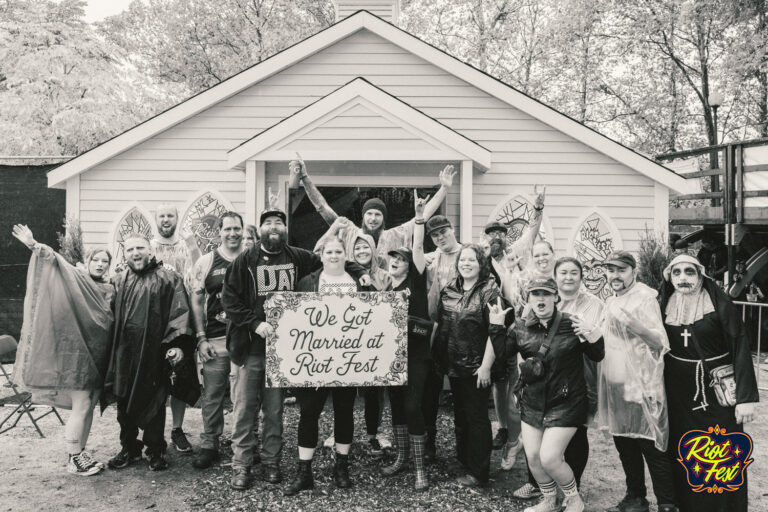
[11,159,759,512]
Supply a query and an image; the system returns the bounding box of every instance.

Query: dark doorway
[288,186,441,252]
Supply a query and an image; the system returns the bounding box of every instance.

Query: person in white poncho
[597,251,678,512]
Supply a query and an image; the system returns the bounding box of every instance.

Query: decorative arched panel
[486,194,555,251]
[110,203,155,269]
[180,190,235,255]
[568,208,623,300]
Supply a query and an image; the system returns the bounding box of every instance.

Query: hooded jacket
[509,309,604,428]
[350,232,392,291]
[433,275,508,378]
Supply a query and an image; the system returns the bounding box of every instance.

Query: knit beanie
[362,198,387,218]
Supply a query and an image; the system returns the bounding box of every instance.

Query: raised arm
[412,190,427,273]
[421,165,456,221]
[312,217,353,254]
[12,224,55,261]
[508,185,546,257]
[289,159,339,226]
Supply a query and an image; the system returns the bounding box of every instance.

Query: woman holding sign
[432,243,509,487]
[284,237,374,496]
[380,191,432,490]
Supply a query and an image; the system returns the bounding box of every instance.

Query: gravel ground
[1,385,766,511]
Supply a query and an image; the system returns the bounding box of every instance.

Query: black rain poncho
[102,258,197,427]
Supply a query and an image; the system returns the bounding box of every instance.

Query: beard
[158,223,177,238]
[260,227,287,252]
[489,239,505,260]
[126,255,150,272]
[362,224,383,245]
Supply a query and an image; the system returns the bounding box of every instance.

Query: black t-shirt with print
[204,250,234,338]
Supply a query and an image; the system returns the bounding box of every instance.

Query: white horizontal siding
[78,28,662,258]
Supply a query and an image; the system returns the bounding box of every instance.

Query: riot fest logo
[677,425,753,493]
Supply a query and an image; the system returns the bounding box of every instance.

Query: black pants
[117,402,167,456]
[450,375,492,483]
[527,425,590,487]
[361,387,380,436]
[613,436,676,505]
[421,363,443,435]
[389,358,430,435]
[296,387,356,448]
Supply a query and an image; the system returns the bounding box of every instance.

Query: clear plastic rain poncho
[597,281,670,451]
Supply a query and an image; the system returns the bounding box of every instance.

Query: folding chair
[0,335,64,438]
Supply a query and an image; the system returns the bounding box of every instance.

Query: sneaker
[376,434,392,450]
[107,448,143,469]
[78,450,105,470]
[323,435,335,449]
[562,495,585,512]
[67,453,102,476]
[171,428,193,453]
[492,427,508,450]
[513,482,542,500]
[500,438,523,470]
[523,495,559,512]
[148,452,169,471]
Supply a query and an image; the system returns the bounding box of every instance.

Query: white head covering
[663,254,715,326]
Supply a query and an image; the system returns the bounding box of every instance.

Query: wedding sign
[263,291,408,387]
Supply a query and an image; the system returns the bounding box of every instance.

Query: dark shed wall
[0,164,65,342]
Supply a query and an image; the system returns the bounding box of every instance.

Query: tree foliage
[1,0,766,158]
[98,0,335,93]
[402,0,768,154]
[0,0,173,156]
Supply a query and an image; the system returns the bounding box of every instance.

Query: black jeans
[421,363,443,435]
[389,358,430,435]
[613,436,676,505]
[527,425,590,487]
[117,401,167,455]
[450,375,492,483]
[295,387,356,448]
[361,387,380,436]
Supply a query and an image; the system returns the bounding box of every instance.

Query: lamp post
[708,92,724,205]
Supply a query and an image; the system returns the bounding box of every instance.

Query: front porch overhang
[227,77,491,170]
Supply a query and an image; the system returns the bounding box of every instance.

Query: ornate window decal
[181,191,235,255]
[569,209,623,300]
[111,204,154,267]
[486,194,554,250]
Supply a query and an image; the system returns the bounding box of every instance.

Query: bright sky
[83,0,135,22]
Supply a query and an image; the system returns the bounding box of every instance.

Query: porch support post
[460,160,473,243]
[253,160,266,219]
[245,160,257,225]
[66,175,80,219]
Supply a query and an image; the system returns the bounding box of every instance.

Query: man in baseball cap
[599,248,676,512]
[603,250,636,270]
[484,221,507,237]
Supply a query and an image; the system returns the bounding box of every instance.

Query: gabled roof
[228,77,491,169]
[48,10,688,192]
